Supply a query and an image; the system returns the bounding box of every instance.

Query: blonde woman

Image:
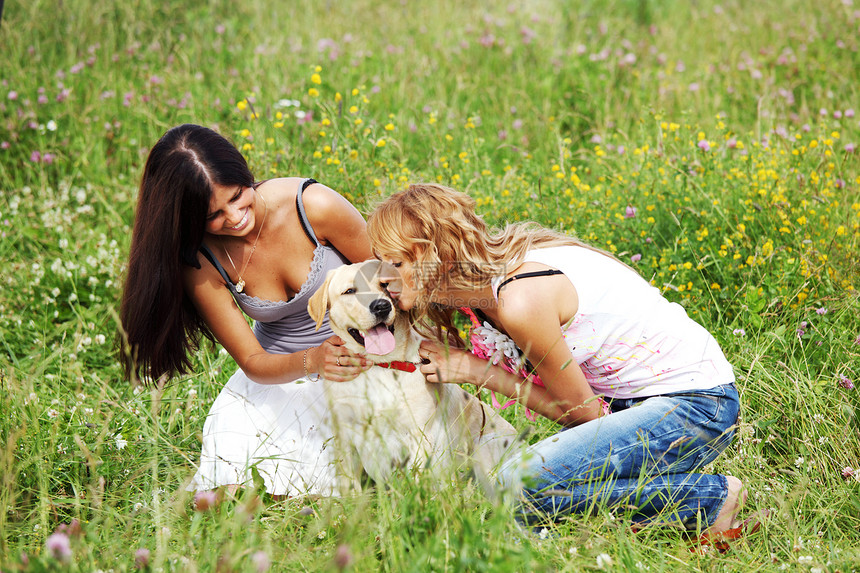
[368,183,757,546]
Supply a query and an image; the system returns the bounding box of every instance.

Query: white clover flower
[115,433,128,450]
[596,553,613,569]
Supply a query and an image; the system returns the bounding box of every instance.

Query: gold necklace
[222,190,268,293]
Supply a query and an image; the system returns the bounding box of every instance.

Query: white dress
[188,180,349,496]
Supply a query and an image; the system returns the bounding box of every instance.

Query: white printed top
[520,246,735,399]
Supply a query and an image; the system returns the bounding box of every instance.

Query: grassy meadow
[1,0,859,570]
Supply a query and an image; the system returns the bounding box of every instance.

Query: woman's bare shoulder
[181,249,226,292]
[255,177,304,202]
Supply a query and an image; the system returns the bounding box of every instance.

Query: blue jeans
[501,383,739,529]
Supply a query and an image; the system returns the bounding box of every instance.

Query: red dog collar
[375,361,418,373]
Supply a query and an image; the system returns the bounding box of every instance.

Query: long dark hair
[119,124,254,383]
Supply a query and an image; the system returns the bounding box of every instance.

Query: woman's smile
[227,208,250,231]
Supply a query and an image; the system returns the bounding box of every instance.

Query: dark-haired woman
[120,124,373,496]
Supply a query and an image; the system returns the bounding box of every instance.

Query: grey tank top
[199,179,350,355]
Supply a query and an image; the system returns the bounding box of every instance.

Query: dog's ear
[307,269,335,330]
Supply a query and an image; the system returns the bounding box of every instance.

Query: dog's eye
[342,288,357,295]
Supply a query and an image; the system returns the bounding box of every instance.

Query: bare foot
[706,475,746,534]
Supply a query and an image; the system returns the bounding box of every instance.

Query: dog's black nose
[369,298,392,319]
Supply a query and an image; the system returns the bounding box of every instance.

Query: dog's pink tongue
[364,325,396,355]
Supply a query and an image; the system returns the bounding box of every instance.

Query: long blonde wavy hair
[367,183,611,344]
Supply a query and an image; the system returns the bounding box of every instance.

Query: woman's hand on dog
[312,336,373,382]
[418,340,482,385]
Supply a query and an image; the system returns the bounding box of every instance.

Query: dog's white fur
[308,260,519,493]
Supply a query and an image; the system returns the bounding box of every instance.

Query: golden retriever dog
[308,260,519,493]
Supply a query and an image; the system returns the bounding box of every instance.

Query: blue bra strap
[295,178,319,246]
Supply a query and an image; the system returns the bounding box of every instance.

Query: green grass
[1,0,859,570]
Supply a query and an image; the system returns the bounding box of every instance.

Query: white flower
[474,322,522,366]
[596,553,613,568]
[538,528,549,539]
[795,456,804,468]
[115,433,128,450]
[798,555,813,564]
[46,120,58,131]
